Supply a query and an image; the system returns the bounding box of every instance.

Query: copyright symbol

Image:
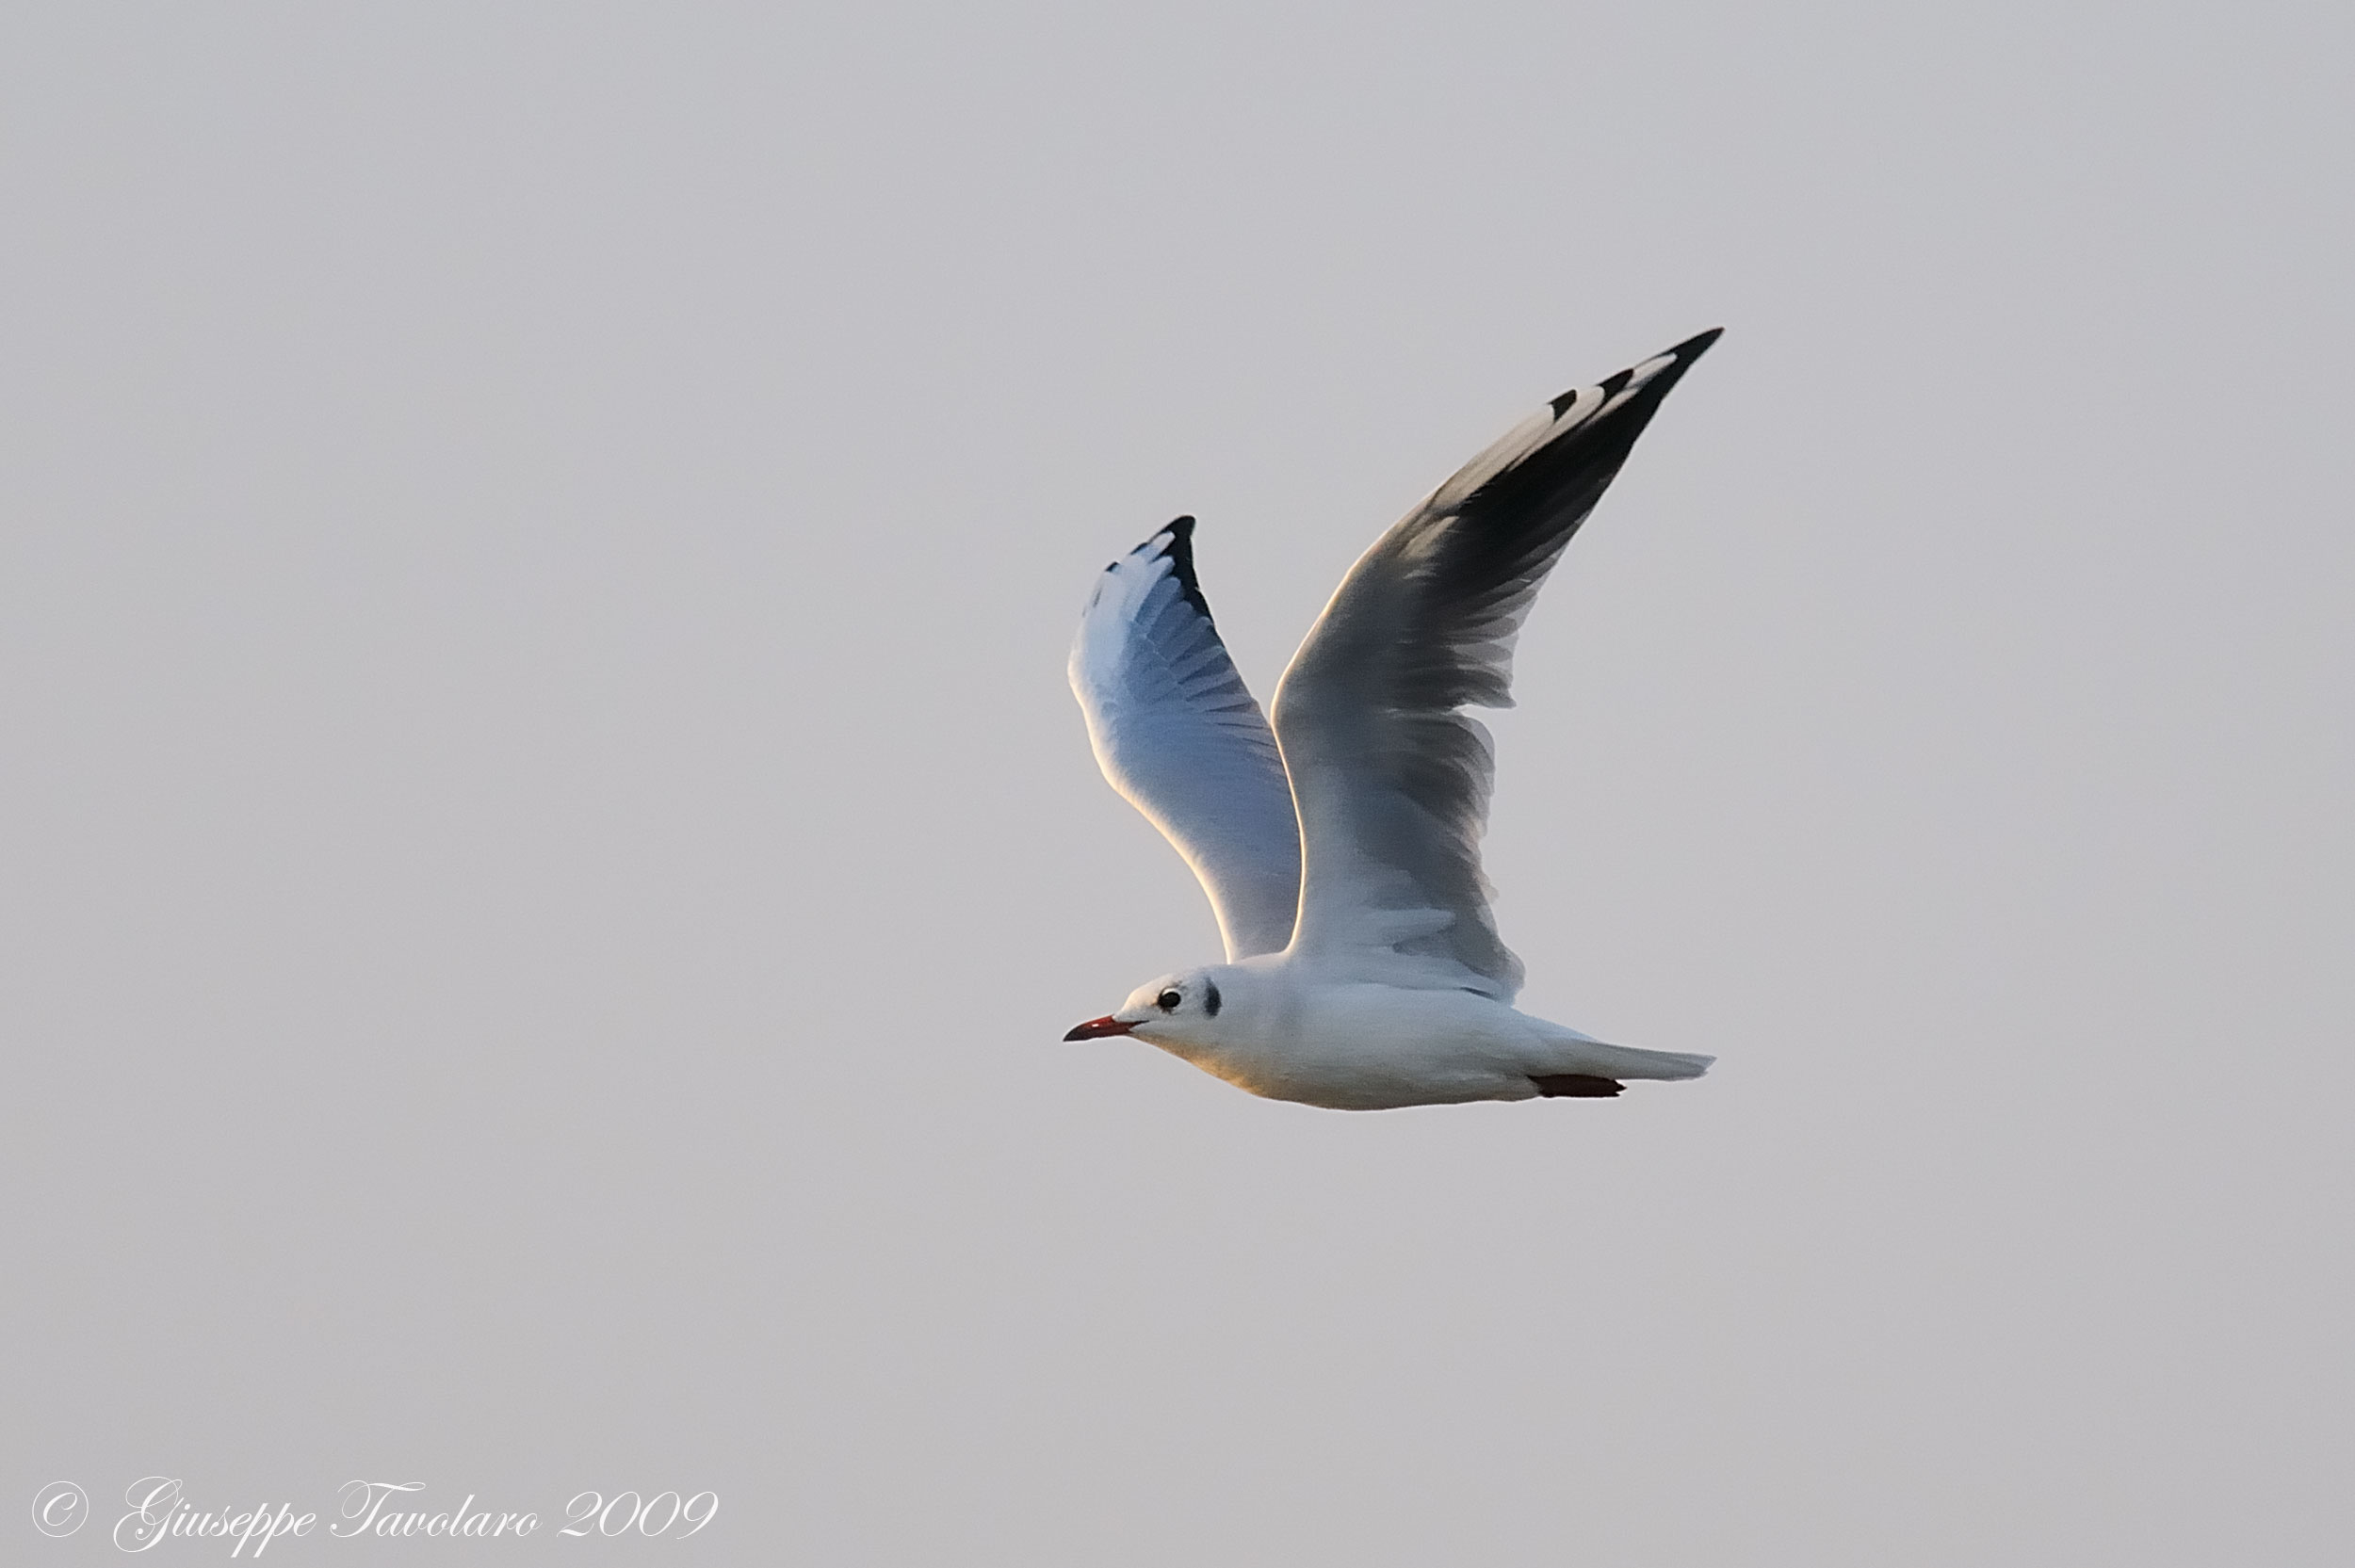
[31,1481,89,1537]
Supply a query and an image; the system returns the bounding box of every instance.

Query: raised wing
[1070,518,1303,960]
[1270,330,1721,999]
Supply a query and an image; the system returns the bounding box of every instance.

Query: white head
[1064,967,1227,1053]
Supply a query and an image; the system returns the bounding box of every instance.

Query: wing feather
[1070,518,1303,960]
[1270,331,1722,997]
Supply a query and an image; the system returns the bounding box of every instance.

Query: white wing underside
[1069,520,1301,961]
[1072,330,1720,996]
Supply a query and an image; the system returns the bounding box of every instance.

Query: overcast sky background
[4,4,2350,1563]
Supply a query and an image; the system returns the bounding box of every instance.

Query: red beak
[1063,1015,1135,1041]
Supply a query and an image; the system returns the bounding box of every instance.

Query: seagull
[1064,330,1722,1109]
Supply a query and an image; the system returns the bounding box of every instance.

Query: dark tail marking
[1531,1074,1624,1099]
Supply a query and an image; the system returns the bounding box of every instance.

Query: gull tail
[1532,1031,1714,1094]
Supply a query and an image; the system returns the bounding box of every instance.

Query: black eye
[1157,990,1182,1011]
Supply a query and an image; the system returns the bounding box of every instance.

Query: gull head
[1063,968,1227,1047]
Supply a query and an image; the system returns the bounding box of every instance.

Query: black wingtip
[1630,328,1721,407]
[1675,326,1726,360]
[1551,328,1724,417]
[1153,514,1213,623]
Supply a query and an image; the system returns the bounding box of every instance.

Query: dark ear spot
[1203,979,1221,1018]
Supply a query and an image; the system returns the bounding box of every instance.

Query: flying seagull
[1065,330,1721,1109]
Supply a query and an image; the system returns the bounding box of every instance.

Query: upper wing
[1070,517,1303,960]
[1270,330,1721,999]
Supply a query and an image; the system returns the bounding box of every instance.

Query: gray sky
[5,3,2350,1562]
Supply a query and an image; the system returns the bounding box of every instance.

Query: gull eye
[1157,990,1182,1011]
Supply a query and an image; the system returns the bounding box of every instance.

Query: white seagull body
[1065,331,1722,1110]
